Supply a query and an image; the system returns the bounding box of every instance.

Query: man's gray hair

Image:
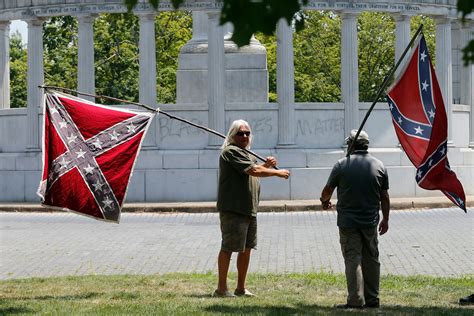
[221,119,253,149]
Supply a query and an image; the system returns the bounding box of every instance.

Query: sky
[10,20,27,43]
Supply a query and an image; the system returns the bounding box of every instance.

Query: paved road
[0,208,472,280]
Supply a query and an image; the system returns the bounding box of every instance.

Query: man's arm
[320,185,335,210]
[378,189,390,235]
[246,156,290,179]
[246,164,289,179]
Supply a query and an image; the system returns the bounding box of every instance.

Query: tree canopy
[5,12,440,107]
[126,0,473,65]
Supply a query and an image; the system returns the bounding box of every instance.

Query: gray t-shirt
[217,145,260,217]
[327,150,389,228]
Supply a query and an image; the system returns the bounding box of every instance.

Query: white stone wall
[1,104,472,202]
[0,0,472,203]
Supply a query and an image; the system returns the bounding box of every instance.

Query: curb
[0,196,472,213]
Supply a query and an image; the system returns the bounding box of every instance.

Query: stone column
[191,11,208,43]
[276,18,296,147]
[26,18,45,151]
[0,21,10,109]
[460,22,474,147]
[340,12,359,139]
[77,14,95,102]
[435,17,453,144]
[207,12,225,147]
[394,14,411,77]
[138,13,157,147]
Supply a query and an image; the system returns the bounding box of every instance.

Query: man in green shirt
[213,119,290,298]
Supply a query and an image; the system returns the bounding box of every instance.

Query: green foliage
[220,0,307,47]
[43,16,78,91]
[254,33,276,102]
[358,12,395,102]
[155,11,192,104]
[4,10,445,107]
[256,11,342,103]
[293,11,341,102]
[94,13,140,103]
[9,32,27,108]
[411,16,436,65]
[124,0,307,47]
[458,0,473,19]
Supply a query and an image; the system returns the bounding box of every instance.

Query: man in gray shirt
[320,129,390,309]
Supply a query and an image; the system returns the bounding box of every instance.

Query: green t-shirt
[217,145,260,217]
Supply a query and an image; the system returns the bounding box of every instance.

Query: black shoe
[364,302,380,308]
[459,294,474,305]
[335,304,364,309]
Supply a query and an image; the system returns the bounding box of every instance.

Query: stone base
[1,148,472,202]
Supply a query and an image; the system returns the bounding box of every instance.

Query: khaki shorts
[219,212,257,252]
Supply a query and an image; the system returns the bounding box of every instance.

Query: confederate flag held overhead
[386,34,466,212]
[37,92,155,222]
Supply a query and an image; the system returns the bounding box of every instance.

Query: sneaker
[459,294,474,305]
[234,289,256,297]
[335,304,364,309]
[364,302,380,308]
[212,289,235,298]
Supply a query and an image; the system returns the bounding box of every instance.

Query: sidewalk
[1,196,473,213]
[0,207,472,280]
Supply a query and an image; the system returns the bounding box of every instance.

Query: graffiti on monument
[225,116,273,135]
[158,116,206,142]
[296,117,344,137]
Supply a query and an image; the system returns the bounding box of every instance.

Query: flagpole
[38,85,276,168]
[346,24,424,156]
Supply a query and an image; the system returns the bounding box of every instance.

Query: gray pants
[339,227,380,307]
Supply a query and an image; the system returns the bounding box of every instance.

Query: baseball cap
[345,129,370,144]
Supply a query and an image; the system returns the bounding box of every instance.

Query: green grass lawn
[1,272,472,315]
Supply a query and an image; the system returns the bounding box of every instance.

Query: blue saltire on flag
[386,34,466,212]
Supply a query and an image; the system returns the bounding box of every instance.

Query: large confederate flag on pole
[37,92,155,222]
[386,34,466,212]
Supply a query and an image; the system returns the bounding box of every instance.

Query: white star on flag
[417,169,422,178]
[414,126,424,135]
[109,130,120,141]
[84,164,95,175]
[420,50,427,62]
[102,197,113,209]
[421,80,429,91]
[59,121,68,129]
[92,180,104,192]
[76,148,86,159]
[50,107,59,114]
[67,134,78,144]
[398,116,403,125]
[59,157,70,169]
[428,109,435,118]
[127,123,136,133]
[92,139,103,150]
[440,147,446,155]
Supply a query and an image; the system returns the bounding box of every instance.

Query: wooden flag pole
[346,24,424,156]
[39,85,275,167]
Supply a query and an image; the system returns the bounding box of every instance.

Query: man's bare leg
[217,250,232,293]
[236,248,251,292]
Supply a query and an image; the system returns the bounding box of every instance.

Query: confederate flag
[386,34,466,212]
[37,92,155,222]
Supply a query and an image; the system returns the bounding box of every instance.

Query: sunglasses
[236,131,251,137]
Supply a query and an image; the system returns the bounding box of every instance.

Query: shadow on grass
[204,303,474,315]
[0,307,35,315]
[27,292,101,301]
